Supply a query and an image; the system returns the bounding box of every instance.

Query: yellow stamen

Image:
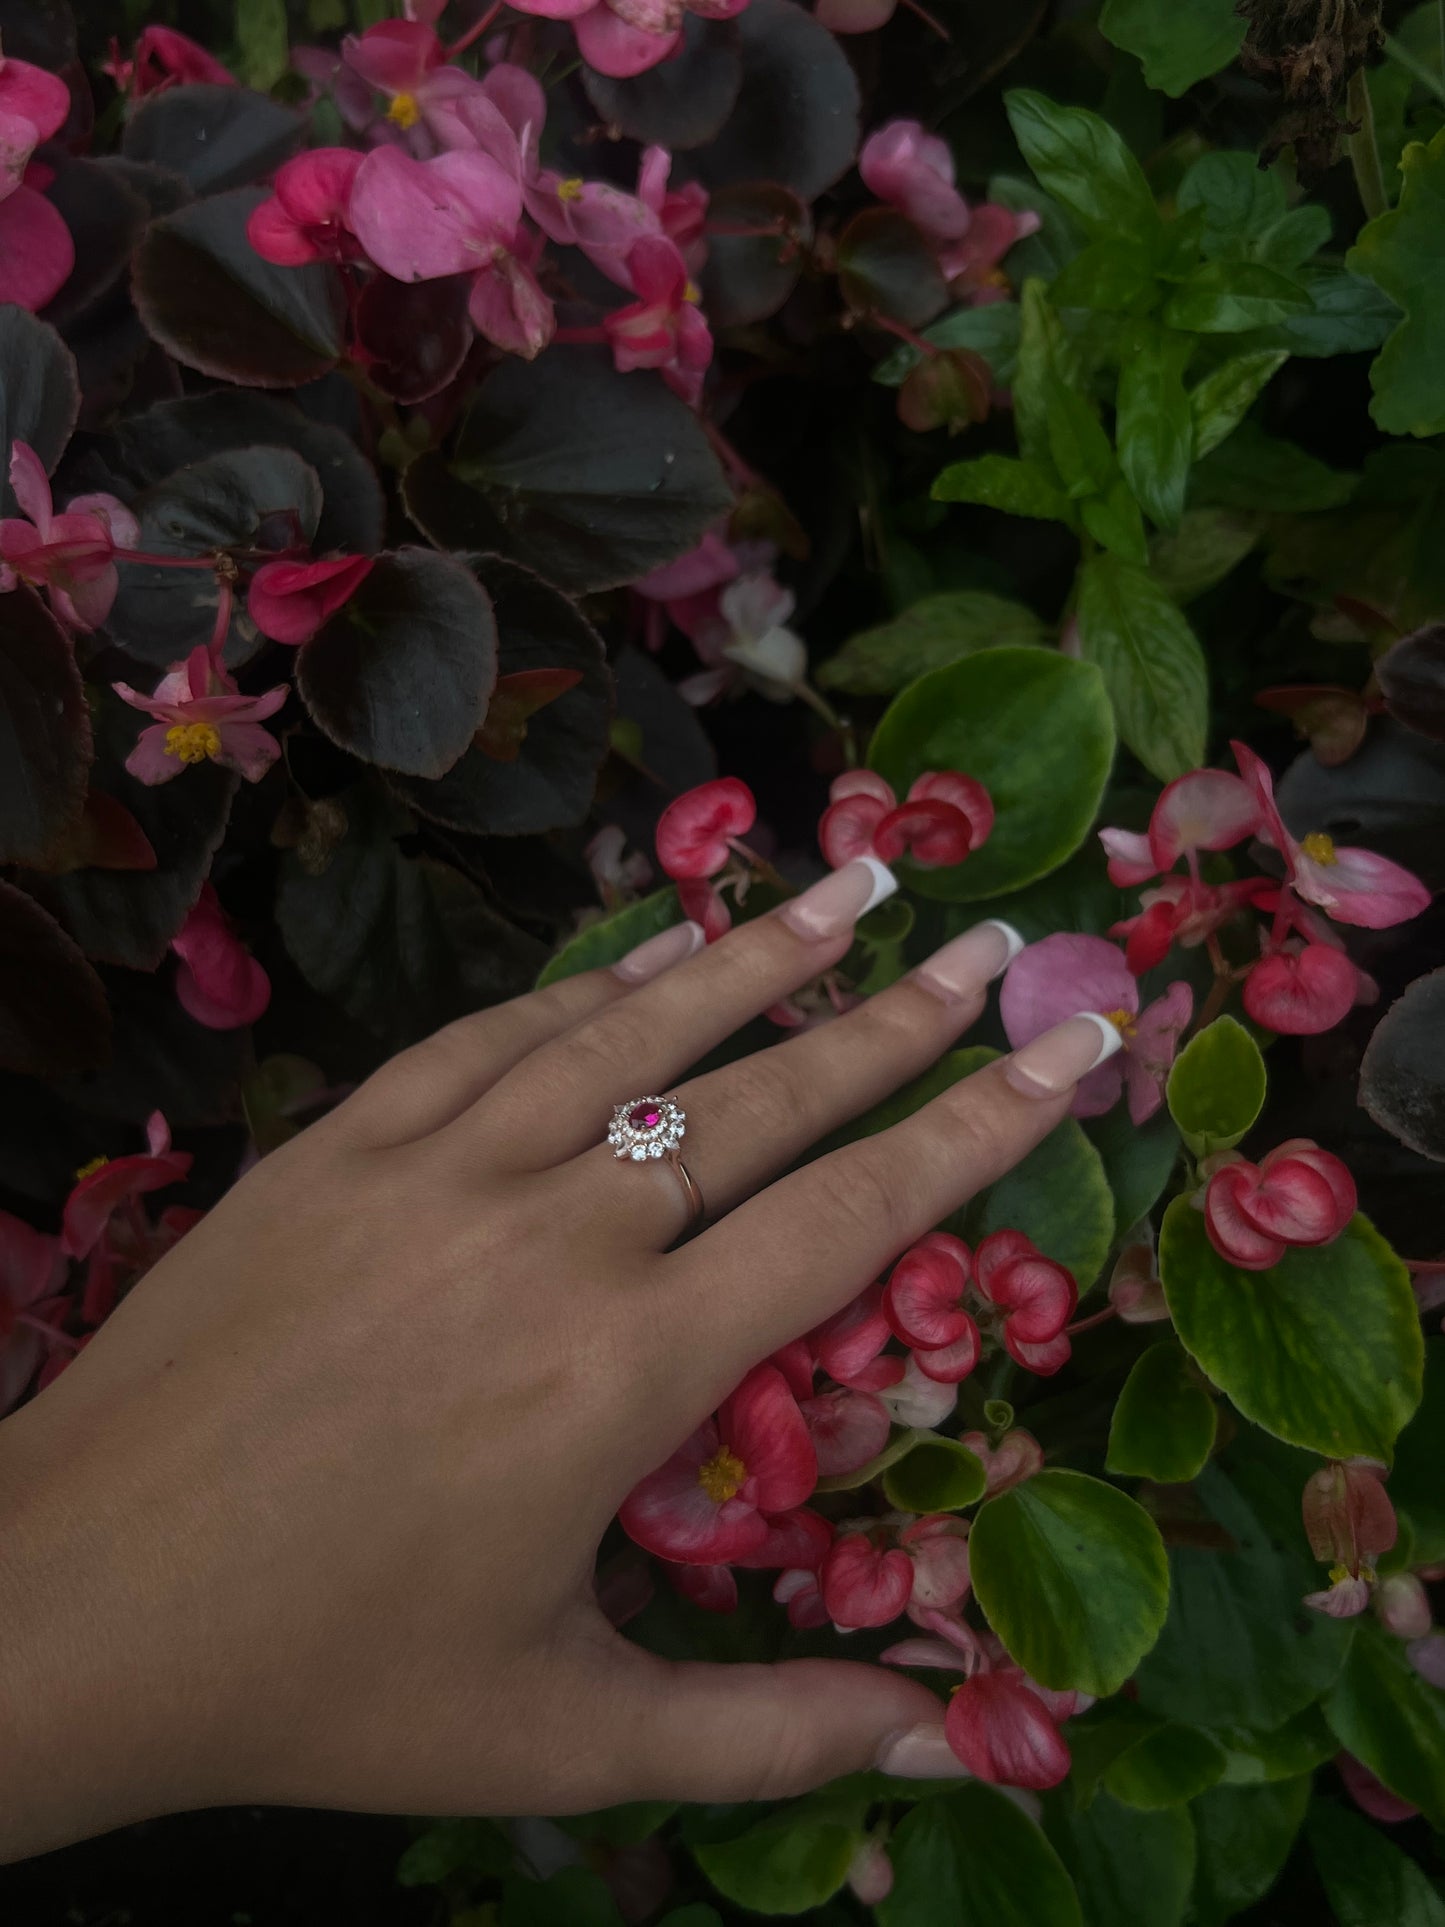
[74,1155,109,1181]
[1328,1562,1352,1584]
[164,721,222,765]
[387,91,421,129]
[556,176,585,203]
[1301,831,1338,866]
[1103,1008,1138,1040]
[683,280,702,304]
[697,1446,747,1504]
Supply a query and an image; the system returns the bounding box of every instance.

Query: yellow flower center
[74,1155,109,1181]
[164,721,222,765]
[387,91,421,129]
[697,1446,747,1504]
[1301,831,1337,865]
[556,176,585,202]
[1103,1008,1138,1039]
[684,280,702,304]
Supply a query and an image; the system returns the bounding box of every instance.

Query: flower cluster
[883,1229,1078,1378]
[1201,1138,1356,1270]
[819,768,993,871]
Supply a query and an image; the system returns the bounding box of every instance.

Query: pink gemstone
[629,1104,663,1131]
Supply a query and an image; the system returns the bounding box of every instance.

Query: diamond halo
[608,1095,686,1162]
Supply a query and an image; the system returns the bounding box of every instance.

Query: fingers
[670,1014,1122,1393]
[464,859,898,1169]
[333,921,705,1146]
[574,1641,956,1806]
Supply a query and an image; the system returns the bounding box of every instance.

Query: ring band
[608,1095,704,1228]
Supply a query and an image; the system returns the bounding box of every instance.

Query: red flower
[618,1363,816,1564]
[1241,941,1359,1035]
[247,555,374,646]
[246,150,366,268]
[974,1229,1077,1374]
[883,1232,975,1350]
[944,1672,1071,1789]
[655,777,757,880]
[819,768,991,872]
[809,1284,905,1393]
[1203,1139,1356,1271]
[171,884,271,1031]
[61,1113,192,1261]
[821,1529,914,1629]
[798,1385,891,1477]
[603,237,713,407]
[676,875,732,943]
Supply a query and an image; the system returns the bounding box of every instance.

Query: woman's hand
[0,856,1117,1860]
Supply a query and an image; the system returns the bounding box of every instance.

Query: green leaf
[1189,1777,1311,1927]
[1107,1341,1218,1483]
[1216,1704,1337,1783]
[500,1868,624,1927]
[1051,237,1159,313]
[1117,330,1194,530]
[1133,1436,1356,1732]
[404,347,732,596]
[1325,1619,1445,1828]
[817,591,1048,694]
[871,300,1023,387]
[236,0,293,87]
[1349,126,1445,435]
[1013,277,1081,469]
[1250,262,1401,356]
[1085,1104,1180,1236]
[989,174,1084,283]
[1075,552,1208,782]
[689,1788,865,1914]
[966,1099,1116,1288]
[932,454,1072,522]
[1190,419,1358,511]
[882,1435,987,1513]
[1102,1724,1226,1808]
[879,1783,1082,1927]
[868,647,1116,902]
[970,1471,1169,1695]
[558,1800,678,1847]
[1004,89,1159,242]
[1047,1794,1194,1927]
[1148,508,1260,603]
[1159,1200,1423,1460]
[1189,349,1290,459]
[397,1818,513,1886]
[1308,1801,1445,1927]
[1391,1339,1445,1562]
[1166,1015,1267,1155]
[1164,260,1313,333]
[1177,153,1293,259]
[1099,0,1245,95]
[538,889,682,987]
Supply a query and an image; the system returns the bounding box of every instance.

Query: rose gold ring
[608,1095,704,1227]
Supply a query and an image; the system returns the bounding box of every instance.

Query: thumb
[583,1645,969,1805]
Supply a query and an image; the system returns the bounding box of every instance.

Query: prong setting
[608,1095,686,1161]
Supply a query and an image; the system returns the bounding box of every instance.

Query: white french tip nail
[975,919,1026,972]
[1080,1010,1126,1067]
[857,855,899,915]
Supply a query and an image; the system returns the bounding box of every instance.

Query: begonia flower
[845,1839,894,1907]
[809,1284,906,1393]
[1301,1459,1396,1618]
[878,1353,959,1429]
[974,1230,1077,1375]
[0,442,138,629]
[61,1113,192,1261]
[821,1528,914,1629]
[246,149,366,266]
[104,26,235,96]
[958,1427,1044,1497]
[0,167,74,312]
[900,1513,972,1612]
[945,1672,1071,1788]
[1203,1139,1356,1271]
[637,145,708,269]
[857,119,1039,302]
[618,1363,816,1564]
[1338,1752,1417,1823]
[799,1385,892,1477]
[603,237,713,405]
[1,1209,67,1416]
[114,645,288,786]
[511,0,750,82]
[0,50,71,195]
[1000,933,1192,1124]
[655,777,756,879]
[247,554,374,645]
[1375,1571,1432,1641]
[171,885,271,1031]
[819,768,992,872]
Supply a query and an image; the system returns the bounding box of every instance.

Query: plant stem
[869,312,940,358]
[899,0,950,41]
[1347,67,1389,222]
[447,0,505,59]
[1065,1304,1118,1338]
[1383,30,1445,105]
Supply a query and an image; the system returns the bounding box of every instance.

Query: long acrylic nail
[914,919,1024,1005]
[1003,1012,1122,1098]
[778,857,897,942]
[874,1723,971,1780]
[611,919,705,984]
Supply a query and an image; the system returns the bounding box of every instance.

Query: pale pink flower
[114,645,287,786]
[0,442,138,629]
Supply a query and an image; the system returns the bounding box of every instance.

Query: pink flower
[655,777,756,879]
[1,1208,67,1415]
[104,26,235,96]
[1301,1459,1396,1617]
[0,49,71,196]
[773,1563,829,1629]
[0,442,139,629]
[958,1427,1044,1497]
[338,21,456,142]
[819,768,992,872]
[0,165,74,312]
[1233,741,1430,931]
[618,1363,817,1564]
[511,0,749,81]
[974,1230,1077,1375]
[858,119,1039,303]
[882,1231,982,1383]
[603,236,713,405]
[1000,933,1192,1124]
[1111,873,1272,976]
[1101,768,1261,886]
[1375,1571,1432,1641]
[1241,936,1361,1035]
[61,1113,192,1261]
[799,1384,891,1477]
[171,884,271,1030]
[114,644,288,787]
[945,1672,1071,1788]
[809,1284,906,1393]
[900,1513,973,1612]
[637,145,708,270]
[247,554,374,646]
[1407,1632,1445,1688]
[1338,1752,1418,1823]
[1203,1138,1356,1272]
[845,1839,893,1907]
[676,875,732,943]
[821,1528,914,1629]
[1107,1241,1170,1324]
[246,149,366,267]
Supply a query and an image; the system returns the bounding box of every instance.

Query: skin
[0,890,1096,1862]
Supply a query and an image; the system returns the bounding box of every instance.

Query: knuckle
[707,1053,811,1159]
[810,1147,911,1250]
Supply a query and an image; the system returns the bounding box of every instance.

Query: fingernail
[914,919,1024,1005]
[874,1723,971,1780]
[778,858,897,942]
[1003,1012,1122,1098]
[611,919,705,984]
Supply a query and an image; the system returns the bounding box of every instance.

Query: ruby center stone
[629,1104,663,1131]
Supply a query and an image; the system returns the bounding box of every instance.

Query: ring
[608,1095,704,1227]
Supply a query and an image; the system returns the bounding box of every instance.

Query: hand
[0,856,1118,1860]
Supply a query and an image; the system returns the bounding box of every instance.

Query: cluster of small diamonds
[608,1096,686,1161]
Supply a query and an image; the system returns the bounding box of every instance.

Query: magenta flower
[0,442,138,629]
[958,1427,1044,1498]
[61,1112,193,1261]
[819,767,992,872]
[858,118,1039,303]
[797,1384,891,1478]
[654,776,756,879]
[247,554,374,645]
[1,1208,67,1416]
[0,48,71,197]
[103,26,234,97]
[0,51,77,310]
[974,1230,1077,1375]
[637,145,708,269]
[510,0,749,80]
[1000,932,1193,1122]
[246,149,366,267]
[114,644,288,787]
[603,237,713,404]
[171,884,271,1031]
[880,1623,1083,1790]
[821,1528,914,1630]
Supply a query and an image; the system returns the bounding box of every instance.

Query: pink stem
[899,0,951,39]
[1064,1305,1118,1338]
[207,577,235,663]
[869,313,940,357]
[447,0,506,58]
[701,417,763,491]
